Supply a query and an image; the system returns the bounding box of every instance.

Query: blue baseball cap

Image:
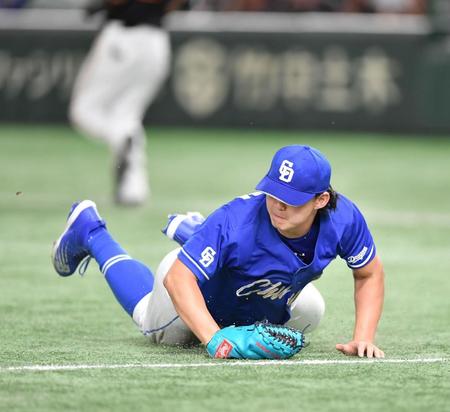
[255,145,331,207]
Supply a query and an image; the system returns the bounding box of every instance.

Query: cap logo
[278,160,294,183]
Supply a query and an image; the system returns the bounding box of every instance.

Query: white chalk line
[1,358,447,373]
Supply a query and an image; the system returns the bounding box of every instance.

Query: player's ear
[314,192,330,210]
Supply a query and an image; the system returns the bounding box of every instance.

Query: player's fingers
[335,343,346,354]
[374,347,385,358]
[366,344,374,358]
[336,343,353,355]
[357,342,366,358]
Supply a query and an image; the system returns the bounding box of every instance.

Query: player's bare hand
[335,341,385,358]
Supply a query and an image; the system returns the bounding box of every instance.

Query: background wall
[1,9,450,133]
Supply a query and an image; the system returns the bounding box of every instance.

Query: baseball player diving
[52,145,385,359]
[69,0,187,206]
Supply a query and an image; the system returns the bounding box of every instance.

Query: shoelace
[78,255,92,276]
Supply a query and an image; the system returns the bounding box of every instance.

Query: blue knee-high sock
[87,228,154,316]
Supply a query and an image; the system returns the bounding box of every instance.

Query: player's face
[266,193,329,238]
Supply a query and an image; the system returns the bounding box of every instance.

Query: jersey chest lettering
[236,279,292,301]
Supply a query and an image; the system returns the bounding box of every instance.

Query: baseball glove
[206,322,305,360]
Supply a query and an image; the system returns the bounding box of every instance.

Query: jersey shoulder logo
[278,160,294,183]
[347,246,368,264]
[199,246,216,268]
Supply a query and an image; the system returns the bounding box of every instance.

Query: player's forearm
[352,258,385,342]
[163,259,220,344]
[170,283,220,345]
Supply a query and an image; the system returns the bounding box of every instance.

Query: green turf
[0,125,449,412]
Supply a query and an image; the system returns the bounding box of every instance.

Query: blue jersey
[177,192,376,327]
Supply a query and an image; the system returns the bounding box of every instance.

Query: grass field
[0,125,449,412]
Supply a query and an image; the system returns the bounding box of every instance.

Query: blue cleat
[162,212,205,245]
[52,200,106,277]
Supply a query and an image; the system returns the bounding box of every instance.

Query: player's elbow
[163,268,174,291]
[162,259,184,293]
[163,259,200,295]
[353,255,384,280]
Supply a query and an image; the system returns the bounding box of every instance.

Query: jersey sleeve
[338,202,376,269]
[178,206,232,284]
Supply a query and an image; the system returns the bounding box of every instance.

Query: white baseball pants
[69,20,170,149]
[132,248,325,345]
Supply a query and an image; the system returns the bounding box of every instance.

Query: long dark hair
[316,185,338,212]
